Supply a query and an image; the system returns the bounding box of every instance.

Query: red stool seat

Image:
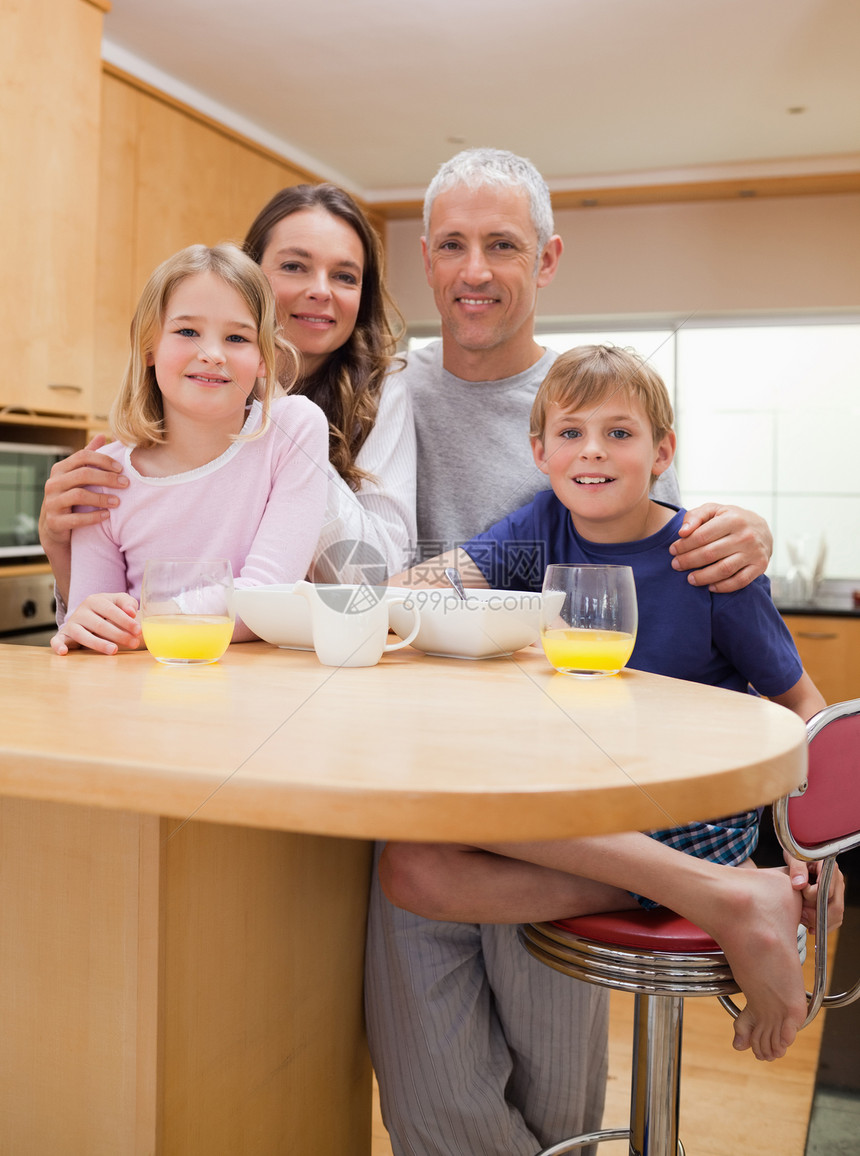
[550,908,721,953]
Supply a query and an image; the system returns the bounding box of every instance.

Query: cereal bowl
[234,583,313,648]
[234,583,410,650]
[388,588,551,660]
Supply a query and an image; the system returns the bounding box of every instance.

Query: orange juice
[142,614,234,664]
[541,627,635,674]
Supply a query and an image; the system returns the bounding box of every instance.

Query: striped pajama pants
[365,845,608,1156]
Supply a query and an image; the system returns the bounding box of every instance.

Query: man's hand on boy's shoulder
[669,504,773,594]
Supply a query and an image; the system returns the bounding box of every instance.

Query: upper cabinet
[0,0,106,417]
[1,3,329,424]
[92,68,317,418]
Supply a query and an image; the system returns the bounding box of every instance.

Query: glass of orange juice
[540,564,638,678]
[141,559,235,665]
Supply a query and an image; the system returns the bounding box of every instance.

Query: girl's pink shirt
[67,395,329,641]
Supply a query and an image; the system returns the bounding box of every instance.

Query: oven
[0,570,58,645]
[0,441,73,561]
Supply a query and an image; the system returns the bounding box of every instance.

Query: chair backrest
[772,698,860,1023]
[774,698,860,861]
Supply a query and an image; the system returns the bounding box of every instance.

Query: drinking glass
[540,564,638,678]
[140,559,235,665]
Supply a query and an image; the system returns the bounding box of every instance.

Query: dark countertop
[776,596,860,619]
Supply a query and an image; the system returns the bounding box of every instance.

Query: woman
[40,183,416,600]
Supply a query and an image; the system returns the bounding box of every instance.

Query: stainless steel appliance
[0,570,57,645]
[0,441,72,560]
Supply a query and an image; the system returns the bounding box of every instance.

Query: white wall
[386,192,860,324]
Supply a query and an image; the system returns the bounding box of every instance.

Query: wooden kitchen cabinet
[0,0,106,416]
[782,615,860,706]
[93,67,318,417]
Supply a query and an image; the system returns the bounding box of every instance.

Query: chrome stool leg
[522,913,715,1156]
[531,995,687,1156]
[628,993,685,1156]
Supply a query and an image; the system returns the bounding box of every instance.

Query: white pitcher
[293,581,421,668]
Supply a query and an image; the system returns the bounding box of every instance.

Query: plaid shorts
[631,809,760,910]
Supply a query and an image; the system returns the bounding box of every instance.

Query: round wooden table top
[0,641,807,841]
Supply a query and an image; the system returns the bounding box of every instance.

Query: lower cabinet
[782,615,860,706]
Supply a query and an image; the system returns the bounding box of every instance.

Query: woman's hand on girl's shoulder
[51,593,142,656]
[40,435,129,548]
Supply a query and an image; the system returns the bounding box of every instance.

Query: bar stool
[520,698,860,1156]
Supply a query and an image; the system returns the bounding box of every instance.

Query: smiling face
[532,391,676,543]
[147,271,265,435]
[258,206,364,375]
[421,184,561,381]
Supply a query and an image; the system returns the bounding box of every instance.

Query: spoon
[444,567,469,601]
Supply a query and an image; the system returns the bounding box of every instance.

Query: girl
[51,243,329,655]
[41,184,416,597]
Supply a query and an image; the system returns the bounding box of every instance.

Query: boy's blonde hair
[110,243,297,448]
[530,344,674,444]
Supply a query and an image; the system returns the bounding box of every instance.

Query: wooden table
[0,642,807,1156]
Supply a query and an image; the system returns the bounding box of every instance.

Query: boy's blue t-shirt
[463,492,801,698]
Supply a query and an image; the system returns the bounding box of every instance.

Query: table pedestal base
[0,798,373,1155]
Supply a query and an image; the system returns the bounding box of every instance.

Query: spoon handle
[444,567,469,601]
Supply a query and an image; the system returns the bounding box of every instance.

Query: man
[365,148,772,1156]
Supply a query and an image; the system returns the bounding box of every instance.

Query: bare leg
[381,833,808,1062]
[379,841,637,923]
[483,834,808,1064]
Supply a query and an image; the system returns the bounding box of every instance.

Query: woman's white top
[308,366,416,582]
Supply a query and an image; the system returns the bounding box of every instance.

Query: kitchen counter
[0,641,807,1155]
[776,594,860,617]
[775,578,860,618]
[0,641,807,839]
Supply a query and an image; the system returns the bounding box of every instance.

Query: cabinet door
[783,615,860,706]
[93,71,313,418]
[0,0,103,415]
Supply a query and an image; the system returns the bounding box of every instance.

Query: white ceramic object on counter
[388,588,560,660]
[234,583,314,649]
[234,583,411,650]
[291,581,420,668]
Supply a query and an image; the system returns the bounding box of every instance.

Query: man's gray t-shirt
[406,341,681,552]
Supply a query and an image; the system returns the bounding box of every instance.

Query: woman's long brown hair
[244,184,404,490]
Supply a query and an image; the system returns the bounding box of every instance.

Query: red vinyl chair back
[777,699,860,858]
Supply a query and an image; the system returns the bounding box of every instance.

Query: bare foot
[702,867,807,1062]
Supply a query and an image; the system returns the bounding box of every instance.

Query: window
[675,323,860,580]
[409,320,860,579]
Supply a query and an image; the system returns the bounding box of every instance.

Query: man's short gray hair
[423,148,554,252]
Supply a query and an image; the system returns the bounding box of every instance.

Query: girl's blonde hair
[110,243,298,448]
[531,344,674,444]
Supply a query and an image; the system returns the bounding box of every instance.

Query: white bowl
[234,583,410,650]
[388,588,550,660]
[234,583,313,648]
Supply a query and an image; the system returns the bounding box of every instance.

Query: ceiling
[102,0,860,203]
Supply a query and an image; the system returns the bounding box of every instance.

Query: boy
[382,344,838,1063]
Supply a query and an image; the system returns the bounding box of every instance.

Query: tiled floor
[806,1089,860,1155]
